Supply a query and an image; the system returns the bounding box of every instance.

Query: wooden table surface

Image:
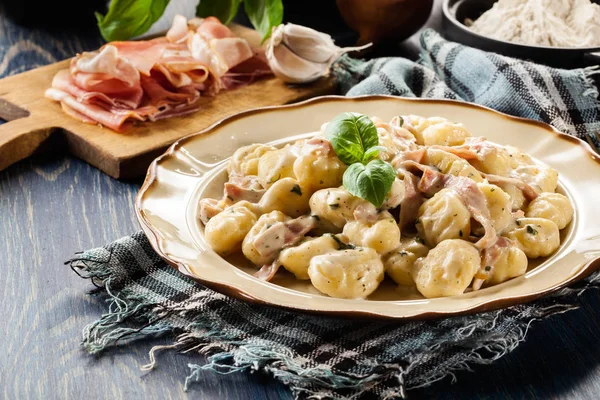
[2,1,600,398]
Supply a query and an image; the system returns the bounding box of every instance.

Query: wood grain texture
[2,1,600,399]
[0,24,336,179]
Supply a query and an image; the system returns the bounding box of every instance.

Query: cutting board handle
[0,116,55,171]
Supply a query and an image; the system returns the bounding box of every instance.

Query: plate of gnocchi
[136,95,600,320]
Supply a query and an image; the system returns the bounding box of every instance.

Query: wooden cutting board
[0,24,336,179]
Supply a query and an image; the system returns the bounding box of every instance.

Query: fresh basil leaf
[362,145,387,163]
[343,159,396,208]
[243,0,284,42]
[324,112,379,165]
[196,0,242,25]
[96,0,170,42]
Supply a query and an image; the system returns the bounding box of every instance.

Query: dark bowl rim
[442,0,600,53]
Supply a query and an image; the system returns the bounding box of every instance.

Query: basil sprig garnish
[325,112,396,208]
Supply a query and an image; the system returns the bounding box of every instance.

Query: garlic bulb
[266,23,372,84]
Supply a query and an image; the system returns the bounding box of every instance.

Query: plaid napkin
[69,29,600,399]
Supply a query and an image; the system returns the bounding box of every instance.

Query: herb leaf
[196,0,242,25]
[244,0,284,42]
[362,145,387,163]
[325,112,379,165]
[96,0,170,42]
[343,159,396,208]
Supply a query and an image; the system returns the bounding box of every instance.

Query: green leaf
[324,112,379,165]
[343,159,396,208]
[96,0,170,42]
[196,0,242,25]
[243,0,284,42]
[362,145,386,163]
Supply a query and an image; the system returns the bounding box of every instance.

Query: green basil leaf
[243,0,284,42]
[324,112,379,165]
[196,0,242,25]
[343,159,396,208]
[96,0,170,42]
[362,145,386,163]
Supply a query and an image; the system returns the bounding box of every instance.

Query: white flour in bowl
[466,0,600,48]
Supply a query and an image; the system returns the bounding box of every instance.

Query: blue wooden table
[1,1,599,398]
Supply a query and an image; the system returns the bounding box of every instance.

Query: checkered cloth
[69,30,600,399]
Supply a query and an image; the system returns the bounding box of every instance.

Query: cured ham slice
[401,161,497,249]
[45,88,145,131]
[45,15,272,132]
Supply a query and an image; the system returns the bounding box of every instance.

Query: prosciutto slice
[252,215,317,274]
[472,236,513,290]
[401,161,497,249]
[45,14,272,131]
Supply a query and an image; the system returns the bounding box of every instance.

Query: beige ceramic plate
[135,95,600,320]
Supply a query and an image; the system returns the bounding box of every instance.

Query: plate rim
[135,94,600,320]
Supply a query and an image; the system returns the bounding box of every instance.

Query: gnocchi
[504,217,560,258]
[384,237,429,286]
[200,114,573,300]
[526,192,573,229]
[413,239,480,298]
[417,188,471,247]
[308,248,385,299]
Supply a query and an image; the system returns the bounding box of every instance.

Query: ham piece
[45,15,272,132]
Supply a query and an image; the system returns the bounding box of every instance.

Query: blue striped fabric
[334,29,600,149]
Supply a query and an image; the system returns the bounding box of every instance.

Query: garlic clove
[282,24,339,64]
[266,23,373,84]
[267,41,328,84]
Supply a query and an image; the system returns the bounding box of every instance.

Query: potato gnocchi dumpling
[308,248,385,299]
[293,142,347,192]
[201,114,573,300]
[205,203,258,256]
[423,148,484,182]
[279,235,338,280]
[343,211,401,255]
[403,115,450,144]
[504,218,560,258]
[242,211,290,265]
[526,192,573,229]
[478,183,513,233]
[309,188,361,229]
[384,238,429,286]
[414,239,480,298]
[258,146,298,187]
[228,143,277,177]
[258,178,311,217]
[422,121,471,146]
[485,245,528,286]
[417,189,471,247]
[513,164,559,194]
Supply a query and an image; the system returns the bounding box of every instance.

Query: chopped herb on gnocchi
[199,113,573,299]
